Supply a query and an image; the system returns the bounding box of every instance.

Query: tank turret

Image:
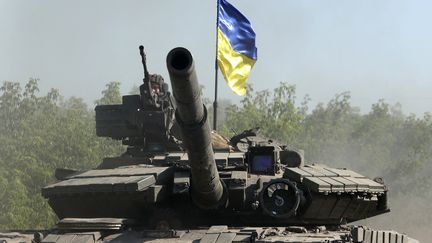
[166,47,226,209]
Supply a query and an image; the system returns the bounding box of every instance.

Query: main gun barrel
[166,47,226,209]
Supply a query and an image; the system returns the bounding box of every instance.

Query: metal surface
[166,47,226,209]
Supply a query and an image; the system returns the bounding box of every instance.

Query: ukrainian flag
[217,0,257,96]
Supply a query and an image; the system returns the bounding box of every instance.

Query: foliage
[95,81,122,105]
[220,83,306,143]
[0,79,123,229]
[0,80,430,241]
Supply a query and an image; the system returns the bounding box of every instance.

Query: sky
[1,0,431,115]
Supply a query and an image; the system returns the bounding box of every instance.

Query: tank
[1,47,419,243]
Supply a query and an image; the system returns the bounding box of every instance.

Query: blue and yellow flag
[217,0,257,96]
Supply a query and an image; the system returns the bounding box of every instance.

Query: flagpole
[213,0,220,131]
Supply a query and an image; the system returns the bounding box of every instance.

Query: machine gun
[139,45,170,109]
[94,46,178,151]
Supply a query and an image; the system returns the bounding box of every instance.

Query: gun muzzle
[166,47,226,209]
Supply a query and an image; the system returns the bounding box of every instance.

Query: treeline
[0,79,123,229]
[0,79,430,241]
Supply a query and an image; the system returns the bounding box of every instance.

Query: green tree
[95,81,122,105]
[220,82,305,143]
